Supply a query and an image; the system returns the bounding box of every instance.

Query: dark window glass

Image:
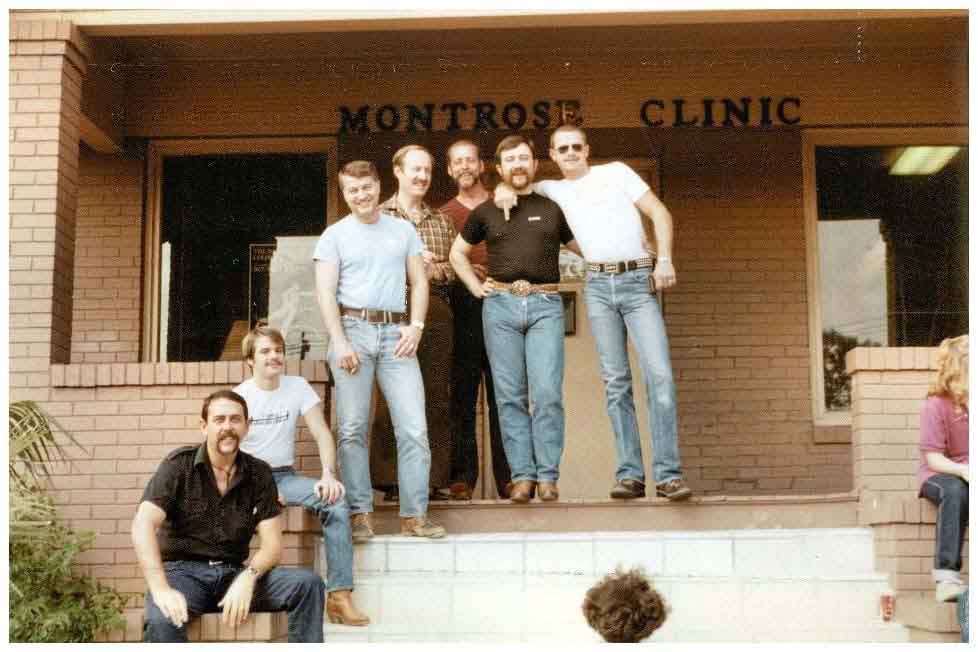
[816,145,968,411]
[161,154,326,361]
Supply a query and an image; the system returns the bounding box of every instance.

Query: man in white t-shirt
[496,125,691,502]
[235,323,369,626]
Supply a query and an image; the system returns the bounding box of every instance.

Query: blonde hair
[927,335,968,411]
[241,320,285,363]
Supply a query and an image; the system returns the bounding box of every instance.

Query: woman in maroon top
[918,334,969,603]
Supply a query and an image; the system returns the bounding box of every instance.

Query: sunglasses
[556,143,585,154]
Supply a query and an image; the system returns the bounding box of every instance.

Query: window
[143,138,338,362]
[804,129,968,423]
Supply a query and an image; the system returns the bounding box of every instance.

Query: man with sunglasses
[496,125,691,502]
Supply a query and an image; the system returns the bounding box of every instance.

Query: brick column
[9,19,89,390]
[847,347,968,602]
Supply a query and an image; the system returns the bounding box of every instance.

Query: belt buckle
[510,279,532,297]
[208,560,222,566]
[615,261,627,274]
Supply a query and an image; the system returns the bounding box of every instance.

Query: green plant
[9,401,127,642]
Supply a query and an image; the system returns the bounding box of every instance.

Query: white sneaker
[936,580,966,603]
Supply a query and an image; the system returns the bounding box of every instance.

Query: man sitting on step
[131,390,325,643]
[234,321,369,626]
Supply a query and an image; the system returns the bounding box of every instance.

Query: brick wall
[663,130,851,494]
[9,21,87,370]
[848,347,969,595]
[71,151,144,363]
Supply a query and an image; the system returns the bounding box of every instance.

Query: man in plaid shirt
[371,145,458,501]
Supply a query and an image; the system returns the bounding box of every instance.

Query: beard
[453,170,479,189]
[505,167,533,190]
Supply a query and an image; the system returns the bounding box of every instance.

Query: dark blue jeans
[143,560,324,643]
[920,473,969,581]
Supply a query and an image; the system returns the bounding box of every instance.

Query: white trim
[801,126,967,426]
[141,136,338,362]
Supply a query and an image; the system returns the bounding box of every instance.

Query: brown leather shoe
[509,480,536,504]
[400,515,446,538]
[449,481,472,501]
[351,512,374,543]
[538,481,559,502]
[610,479,646,499]
[326,589,370,626]
[655,478,693,501]
[500,481,514,499]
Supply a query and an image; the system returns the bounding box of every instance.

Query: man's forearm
[132,518,169,592]
[409,278,429,323]
[319,292,346,344]
[246,545,280,578]
[450,249,483,296]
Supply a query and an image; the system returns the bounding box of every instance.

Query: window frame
[802,126,967,425]
[141,137,338,362]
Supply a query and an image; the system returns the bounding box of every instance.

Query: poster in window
[248,238,329,360]
[248,244,275,327]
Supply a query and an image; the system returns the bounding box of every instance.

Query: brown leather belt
[586,257,655,274]
[488,278,560,297]
[340,306,409,324]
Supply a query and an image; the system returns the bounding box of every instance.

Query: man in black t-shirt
[449,133,580,504]
[130,389,325,643]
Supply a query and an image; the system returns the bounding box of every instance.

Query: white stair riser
[319,528,877,578]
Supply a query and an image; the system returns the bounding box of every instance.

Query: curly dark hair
[582,566,668,643]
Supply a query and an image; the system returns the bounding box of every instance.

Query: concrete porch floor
[360,492,859,535]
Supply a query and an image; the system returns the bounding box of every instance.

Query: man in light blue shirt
[314,160,445,541]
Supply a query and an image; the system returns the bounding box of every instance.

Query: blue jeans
[482,292,565,483]
[272,468,353,593]
[583,269,681,484]
[920,473,969,581]
[143,560,324,643]
[328,317,431,517]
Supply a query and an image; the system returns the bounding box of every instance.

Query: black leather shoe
[610,479,646,499]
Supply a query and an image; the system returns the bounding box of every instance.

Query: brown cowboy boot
[399,515,446,538]
[326,589,370,626]
[351,512,374,543]
[538,481,559,502]
[509,480,536,504]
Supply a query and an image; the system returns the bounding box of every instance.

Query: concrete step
[316,527,907,643]
[323,528,879,578]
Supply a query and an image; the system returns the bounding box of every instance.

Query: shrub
[9,401,127,642]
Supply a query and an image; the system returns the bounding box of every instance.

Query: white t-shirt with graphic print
[235,375,321,469]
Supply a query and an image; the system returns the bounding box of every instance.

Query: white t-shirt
[535,161,651,263]
[235,376,321,469]
[312,212,424,312]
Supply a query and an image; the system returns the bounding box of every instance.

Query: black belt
[340,306,409,324]
[586,257,655,274]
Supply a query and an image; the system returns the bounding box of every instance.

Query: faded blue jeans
[328,316,431,518]
[272,468,353,593]
[483,291,565,483]
[919,473,969,582]
[583,268,682,484]
[143,560,324,642]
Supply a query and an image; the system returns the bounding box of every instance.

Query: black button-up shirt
[140,444,282,564]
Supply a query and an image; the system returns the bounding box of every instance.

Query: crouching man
[131,390,325,643]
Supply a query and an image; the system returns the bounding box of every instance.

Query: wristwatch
[245,566,260,578]
[410,320,425,332]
